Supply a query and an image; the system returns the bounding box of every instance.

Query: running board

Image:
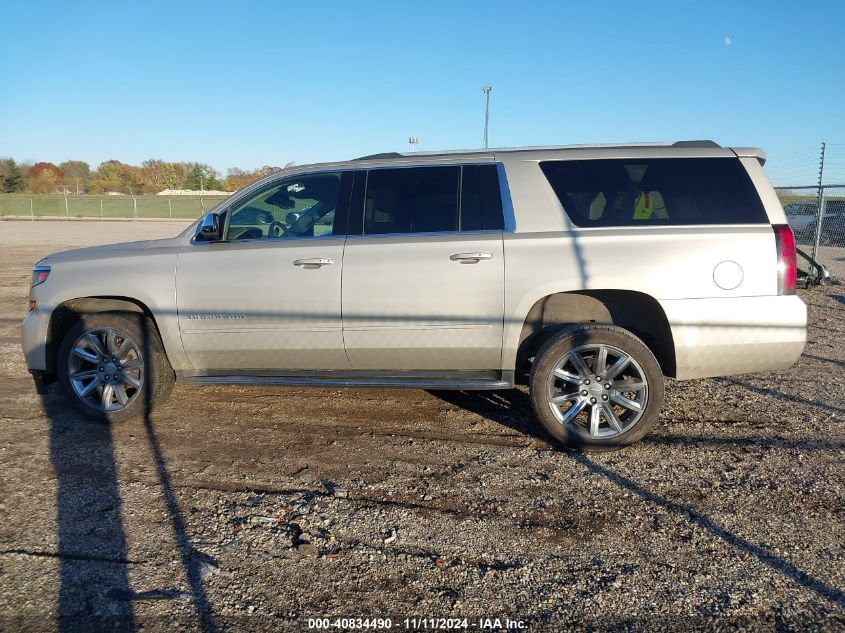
[177,370,514,391]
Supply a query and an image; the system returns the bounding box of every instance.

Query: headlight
[32,265,50,287]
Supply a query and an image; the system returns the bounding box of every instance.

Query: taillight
[773,224,796,295]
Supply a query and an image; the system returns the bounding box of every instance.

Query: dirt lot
[0,221,843,632]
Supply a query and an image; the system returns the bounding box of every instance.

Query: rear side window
[360,164,505,235]
[364,166,459,234]
[539,158,768,227]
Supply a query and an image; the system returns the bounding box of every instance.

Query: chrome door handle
[293,258,334,268]
[450,252,493,263]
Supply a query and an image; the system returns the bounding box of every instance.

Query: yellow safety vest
[633,192,654,220]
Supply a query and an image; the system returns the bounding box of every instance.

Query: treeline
[0,158,284,195]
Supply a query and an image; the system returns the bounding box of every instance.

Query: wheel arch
[45,296,165,379]
[513,290,676,378]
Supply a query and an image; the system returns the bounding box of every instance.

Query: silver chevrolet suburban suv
[22,141,807,449]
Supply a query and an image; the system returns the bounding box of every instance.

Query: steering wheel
[267,221,290,238]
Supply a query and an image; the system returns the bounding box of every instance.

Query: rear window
[539,157,768,227]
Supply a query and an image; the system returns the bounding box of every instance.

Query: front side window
[225,172,343,241]
[540,158,768,227]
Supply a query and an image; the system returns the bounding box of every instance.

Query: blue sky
[1,0,843,184]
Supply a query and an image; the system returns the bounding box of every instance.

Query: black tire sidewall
[529,324,664,450]
[56,312,174,423]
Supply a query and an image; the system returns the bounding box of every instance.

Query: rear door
[341,164,505,370]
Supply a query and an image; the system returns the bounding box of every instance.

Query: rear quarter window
[460,164,504,231]
[539,157,768,227]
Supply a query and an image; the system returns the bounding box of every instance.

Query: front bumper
[659,294,807,380]
[21,307,51,372]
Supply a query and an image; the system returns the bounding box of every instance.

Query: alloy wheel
[67,327,144,412]
[545,343,649,439]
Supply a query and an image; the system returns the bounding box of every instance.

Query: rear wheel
[529,324,664,450]
[57,312,174,422]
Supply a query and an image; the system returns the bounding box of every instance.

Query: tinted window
[364,166,459,234]
[539,158,767,227]
[226,172,344,240]
[461,164,504,231]
[347,170,367,235]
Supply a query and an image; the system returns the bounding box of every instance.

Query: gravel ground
[0,221,843,632]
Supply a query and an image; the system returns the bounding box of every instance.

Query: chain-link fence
[776,185,845,281]
[0,194,231,221]
[3,186,843,278]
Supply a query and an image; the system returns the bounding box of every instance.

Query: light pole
[409,136,420,152]
[481,85,493,149]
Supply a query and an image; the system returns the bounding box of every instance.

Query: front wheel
[529,324,664,450]
[57,312,175,422]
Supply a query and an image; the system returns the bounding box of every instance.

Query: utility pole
[811,141,826,260]
[481,85,493,149]
[408,136,420,153]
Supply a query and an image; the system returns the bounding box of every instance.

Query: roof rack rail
[353,142,721,161]
[355,152,403,160]
[671,140,721,148]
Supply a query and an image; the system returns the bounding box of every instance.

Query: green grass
[0,194,231,220]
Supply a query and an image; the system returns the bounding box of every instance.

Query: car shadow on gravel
[719,377,845,416]
[137,409,218,632]
[801,353,845,369]
[133,322,219,632]
[436,388,845,611]
[35,318,218,632]
[428,388,555,445]
[567,453,845,610]
[40,388,136,631]
[645,434,845,451]
[431,387,845,451]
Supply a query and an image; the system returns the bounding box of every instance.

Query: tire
[56,312,175,423]
[529,324,664,450]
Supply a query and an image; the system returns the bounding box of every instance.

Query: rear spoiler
[731,147,766,166]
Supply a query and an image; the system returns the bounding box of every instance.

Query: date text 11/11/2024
[307,617,528,630]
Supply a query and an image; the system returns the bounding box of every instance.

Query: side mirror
[197,212,222,241]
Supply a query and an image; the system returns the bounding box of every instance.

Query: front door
[176,171,351,370]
